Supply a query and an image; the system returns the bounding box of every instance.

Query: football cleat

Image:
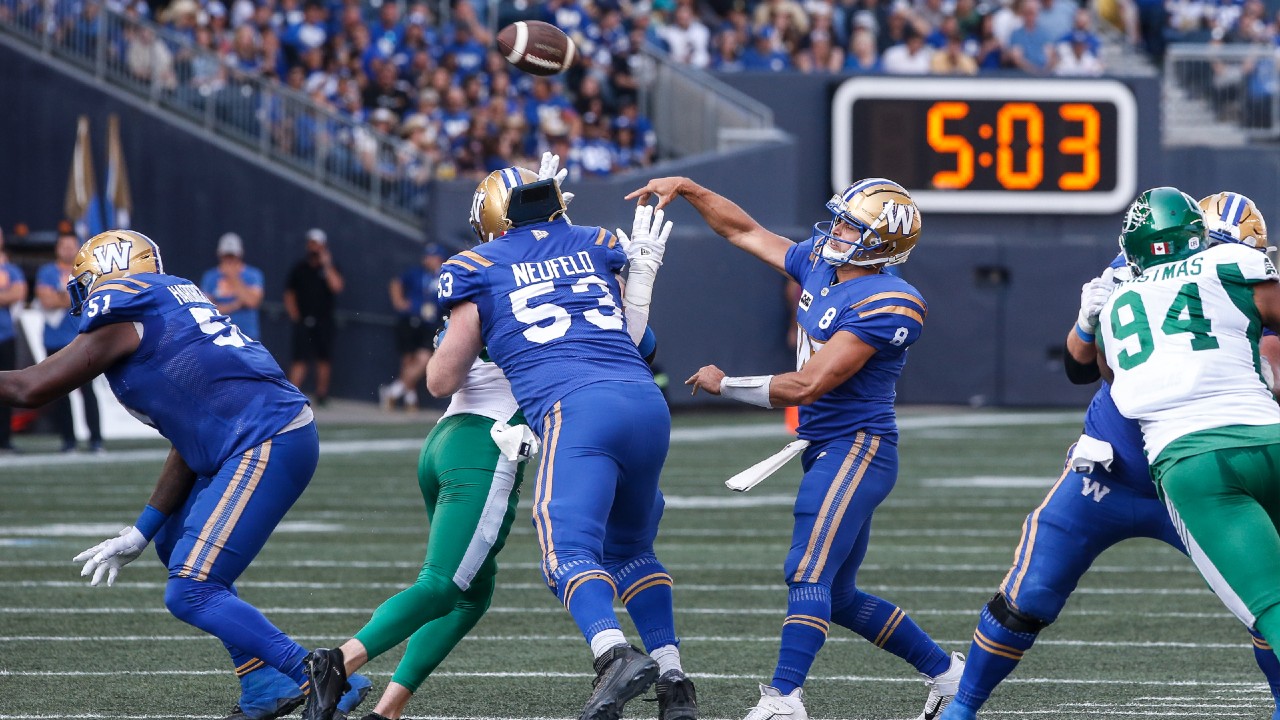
[334,672,372,720]
[917,652,966,720]
[742,684,807,720]
[226,665,305,720]
[580,644,659,720]
[655,669,698,720]
[357,714,393,720]
[302,648,349,720]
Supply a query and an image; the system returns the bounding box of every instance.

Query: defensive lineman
[0,230,368,720]
[1098,187,1280,649]
[629,176,963,720]
[939,190,1280,720]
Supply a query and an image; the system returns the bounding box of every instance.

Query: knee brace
[987,593,1051,634]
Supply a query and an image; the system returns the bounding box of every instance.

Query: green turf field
[0,408,1270,719]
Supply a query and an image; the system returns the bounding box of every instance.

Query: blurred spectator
[930,29,979,74]
[661,4,712,68]
[711,26,747,70]
[844,26,882,69]
[127,25,178,89]
[881,26,933,73]
[200,232,265,340]
[35,230,102,453]
[1038,0,1077,42]
[380,243,445,412]
[577,113,619,176]
[795,27,845,71]
[0,227,26,453]
[284,228,344,405]
[741,26,793,69]
[1053,30,1105,75]
[975,12,1008,69]
[1007,0,1056,73]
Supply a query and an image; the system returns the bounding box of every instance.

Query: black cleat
[221,695,305,720]
[655,670,698,720]
[580,644,660,720]
[303,648,349,720]
[357,714,392,720]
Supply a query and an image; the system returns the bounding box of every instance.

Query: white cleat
[743,684,807,720]
[917,652,965,720]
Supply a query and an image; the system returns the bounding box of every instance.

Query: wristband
[1074,323,1096,344]
[134,504,168,541]
[721,375,774,409]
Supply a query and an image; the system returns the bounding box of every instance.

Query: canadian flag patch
[1151,241,1171,255]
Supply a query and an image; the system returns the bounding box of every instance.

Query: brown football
[496,20,576,76]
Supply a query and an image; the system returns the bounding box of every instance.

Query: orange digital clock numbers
[926,101,1101,192]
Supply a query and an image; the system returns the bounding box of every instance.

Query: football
[496,20,576,76]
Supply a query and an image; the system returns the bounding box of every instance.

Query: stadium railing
[639,47,778,159]
[1165,43,1280,145]
[0,1,429,226]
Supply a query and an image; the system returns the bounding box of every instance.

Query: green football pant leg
[353,415,523,660]
[1159,443,1280,645]
[390,572,496,692]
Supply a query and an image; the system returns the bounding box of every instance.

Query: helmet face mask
[66,230,164,315]
[1118,187,1207,276]
[1198,191,1270,253]
[469,167,565,242]
[812,178,920,268]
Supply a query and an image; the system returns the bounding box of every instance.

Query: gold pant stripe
[194,440,272,581]
[1255,636,1273,650]
[534,404,563,574]
[620,573,673,604]
[235,659,265,676]
[793,433,867,583]
[180,448,255,578]
[804,434,881,583]
[1005,467,1070,606]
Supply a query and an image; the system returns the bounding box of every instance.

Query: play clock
[831,77,1138,214]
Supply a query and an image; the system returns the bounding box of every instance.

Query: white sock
[589,629,627,659]
[651,644,682,676]
[387,380,405,397]
[403,390,417,407]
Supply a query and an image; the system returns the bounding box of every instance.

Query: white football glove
[1076,266,1118,335]
[73,526,148,587]
[616,204,673,269]
[537,151,575,206]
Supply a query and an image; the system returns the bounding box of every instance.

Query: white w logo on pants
[92,240,133,274]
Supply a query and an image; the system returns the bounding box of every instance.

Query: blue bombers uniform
[941,258,1280,719]
[77,272,326,700]
[438,218,679,654]
[767,239,953,694]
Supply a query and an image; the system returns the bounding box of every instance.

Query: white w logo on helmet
[1123,198,1151,234]
[881,201,916,235]
[92,240,133,274]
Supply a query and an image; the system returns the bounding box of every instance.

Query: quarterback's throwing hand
[686,365,726,396]
[73,526,148,587]
[625,177,687,210]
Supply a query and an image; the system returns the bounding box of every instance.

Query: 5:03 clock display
[831,78,1138,214]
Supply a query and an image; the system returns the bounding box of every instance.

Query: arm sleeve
[783,239,816,284]
[199,269,217,295]
[835,292,927,352]
[245,267,265,289]
[1064,352,1102,384]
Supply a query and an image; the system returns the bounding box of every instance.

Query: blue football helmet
[812,178,920,267]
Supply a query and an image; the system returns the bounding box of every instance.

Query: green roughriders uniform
[1099,242,1280,634]
[351,355,529,692]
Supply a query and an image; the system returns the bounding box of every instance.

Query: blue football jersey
[436,218,652,425]
[784,239,926,442]
[78,273,308,477]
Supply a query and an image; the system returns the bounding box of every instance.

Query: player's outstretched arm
[426,301,483,397]
[626,176,791,275]
[686,330,875,407]
[0,323,139,408]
